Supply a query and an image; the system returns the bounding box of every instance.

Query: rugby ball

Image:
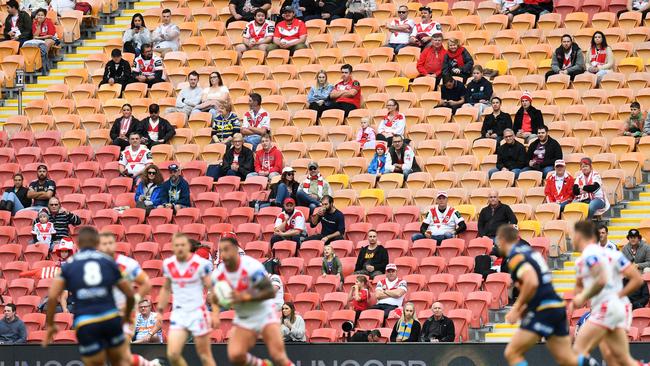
[213,280,233,308]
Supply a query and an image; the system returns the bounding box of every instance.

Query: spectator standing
[370,263,407,319]
[385,135,420,178]
[0,173,31,215]
[227,0,271,25]
[437,74,466,115]
[135,164,163,212]
[464,65,493,117]
[626,101,645,143]
[306,195,345,244]
[321,244,343,281]
[622,0,650,17]
[194,71,230,119]
[355,117,376,149]
[250,134,283,179]
[544,160,574,211]
[158,164,191,211]
[307,70,334,121]
[597,225,618,251]
[270,197,306,247]
[477,190,517,240]
[573,157,609,218]
[344,0,376,25]
[100,49,132,96]
[488,129,526,179]
[354,229,389,278]
[210,101,241,144]
[267,7,307,55]
[0,304,26,344]
[151,9,180,56]
[625,277,649,309]
[24,8,56,75]
[118,132,152,178]
[622,229,650,273]
[234,9,275,56]
[27,165,56,211]
[3,0,32,46]
[442,38,474,83]
[122,13,151,56]
[481,97,512,142]
[416,33,446,86]
[132,299,163,343]
[409,6,442,48]
[44,197,81,243]
[368,141,388,177]
[111,104,141,150]
[390,302,421,342]
[411,191,466,245]
[386,5,414,54]
[140,104,176,149]
[348,275,370,323]
[326,64,360,119]
[241,93,270,151]
[280,303,306,342]
[584,31,614,86]
[522,126,562,178]
[211,133,254,180]
[376,99,406,145]
[266,167,300,208]
[297,161,332,213]
[420,302,455,342]
[513,92,543,143]
[172,71,202,118]
[545,34,585,81]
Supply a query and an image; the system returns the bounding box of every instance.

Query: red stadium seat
[219,310,235,338]
[484,272,512,309]
[35,278,53,297]
[427,273,456,294]
[201,207,228,227]
[447,256,475,279]
[465,291,492,328]
[279,257,305,278]
[384,239,408,258]
[86,193,112,214]
[294,292,320,314]
[68,146,94,166]
[194,192,220,212]
[272,240,297,259]
[95,145,120,166]
[330,240,354,258]
[190,176,214,194]
[27,330,47,343]
[631,308,650,329]
[341,206,365,226]
[207,223,234,243]
[23,312,45,332]
[315,275,341,299]
[142,259,163,278]
[305,257,322,278]
[345,222,372,243]
[437,291,464,310]
[181,223,207,241]
[108,177,133,198]
[403,274,426,292]
[0,244,22,266]
[244,241,269,260]
[456,273,483,298]
[235,223,260,245]
[214,176,241,196]
[0,226,17,244]
[153,224,180,243]
[220,191,248,213]
[53,330,77,343]
[437,238,465,261]
[394,256,418,277]
[393,206,420,227]
[133,242,160,263]
[298,240,324,262]
[357,309,384,329]
[147,208,174,226]
[174,207,201,227]
[366,206,392,228]
[81,177,107,196]
[303,310,329,336]
[407,291,434,313]
[420,257,447,278]
[23,243,49,264]
[286,275,314,298]
[228,207,255,229]
[448,309,472,342]
[310,328,337,342]
[321,292,348,313]
[329,309,355,331]
[467,237,493,257]
[54,312,74,330]
[125,224,153,245]
[241,176,268,200]
[120,208,146,229]
[93,209,118,229]
[15,295,40,317]
[31,260,56,271]
[8,278,35,297]
[12,210,37,229]
[409,239,437,259]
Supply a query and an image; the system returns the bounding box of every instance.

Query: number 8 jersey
[507,243,564,311]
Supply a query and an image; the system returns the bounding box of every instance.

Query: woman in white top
[193,71,230,118]
[377,98,406,146]
[122,13,151,56]
[280,302,306,342]
[583,31,614,86]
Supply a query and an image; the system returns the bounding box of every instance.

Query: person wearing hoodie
[367,141,388,177]
[157,164,191,211]
[441,38,474,83]
[464,65,493,118]
[513,92,544,143]
[249,133,284,179]
[416,33,446,87]
[545,34,585,81]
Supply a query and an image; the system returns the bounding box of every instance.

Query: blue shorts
[76,316,125,356]
[521,306,569,338]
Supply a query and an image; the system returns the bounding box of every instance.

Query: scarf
[590,46,607,65]
[446,47,466,68]
[396,319,414,341]
[119,117,132,136]
[562,49,572,69]
[359,126,372,144]
[303,174,324,197]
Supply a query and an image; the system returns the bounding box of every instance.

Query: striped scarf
[396,319,413,342]
[302,174,324,197]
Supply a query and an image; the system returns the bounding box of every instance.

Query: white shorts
[233,304,279,334]
[170,306,210,337]
[588,298,627,330]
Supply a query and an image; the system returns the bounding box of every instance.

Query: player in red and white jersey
[119,132,152,178]
[157,233,218,366]
[235,9,275,57]
[213,236,294,366]
[408,6,442,48]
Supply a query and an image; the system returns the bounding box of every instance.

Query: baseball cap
[627,229,641,238]
[282,167,295,174]
[554,159,566,167]
[437,191,448,198]
[308,161,319,169]
[283,198,296,205]
[386,263,397,271]
[282,6,294,12]
[169,164,179,172]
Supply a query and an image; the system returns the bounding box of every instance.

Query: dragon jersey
[212,255,273,318]
[112,254,143,309]
[576,244,618,306]
[162,254,212,311]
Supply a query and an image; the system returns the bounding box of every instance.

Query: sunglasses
[309,167,317,171]
[147,171,156,175]
[286,172,294,176]
[397,10,406,13]
[49,203,59,206]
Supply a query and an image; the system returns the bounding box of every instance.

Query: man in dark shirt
[100,49,132,96]
[420,302,455,342]
[487,128,527,179]
[354,229,389,279]
[27,164,56,211]
[139,103,176,149]
[480,96,513,142]
[437,74,466,115]
[227,0,272,24]
[306,195,345,244]
[478,190,518,240]
[521,125,563,178]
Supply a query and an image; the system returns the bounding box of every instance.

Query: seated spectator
[509,0,548,23]
[322,244,343,281]
[100,49,132,96]
[325,64,361,119]
[597,224,618,251]
[348,275,370,322]
[621,0,650,17]
[0,304,26,344]
[368,141,388,177]
[390,302,421,342]
[437,74,466,115]
[488,128,527,179]
[521,125,562,178]
[118,132,152,178]
[409,6,442,49]
[171,71,202,118]
[356,117,376,149]
[270,197,306,247]
[135,164,163,212]
[227,0,271,25]
[494,0,522,27]
[308,70,334,121]
[280,302,306,342]
[622,229,650,273]
[234,9,275,57]
[442,38,473,83]
[122,13,150,56]
[265,167,300,208]
[370,263,407,319]
[158,163,190,211]
[481,97,512,142]
[0,173,30,215]
[513,92,543,143]
[573,157,609,218]
[210,101,240,145]
[477,190,517,241]
[140,104,176,149]
[354,229,388,278]
[249,134,283,179]
[267,7,307,55]
[132,43,165,87]
[416,33,446,86]
[49,0,75,14]
[584,31,614,87]
[32,210,56,248]
[151,9,180,56]
[209,133,254,180]
[3,0,32,46]
[306,195,345,244]
[464,65,493,117]
[297,161,332,213]
[376,99,406,146]
[386,6,414,54]
[23,8,56,75]
[420,302,454,343]
[111,104,142,150]
[194,71,230,119]
[545,34,585,82]
[345,0,376,25]
[625,277,649,309]
[241,93,270,151]
[44,197,81,243]
[385,135,420,179]
[412,191,466,245]
[27,165,56,211]
[132,298,163,343]
[544,160,574,212]
[626,101,645,144]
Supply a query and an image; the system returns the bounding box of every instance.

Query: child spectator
[321,245,343,282]
[32,210,56,249]
[348,275,370,324]
[625,101,645,144]
[356,117,376,149]
[368,141,388,177]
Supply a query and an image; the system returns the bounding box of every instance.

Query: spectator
[442,38,474,83]
[481,97,513,142]
[385,135,420,179]
[210,101,241,145]
[376,99,406,146]
[234,9,275,56]
[508,0,548,23]
[122,13,150,56]
[135,164,163,212]
[194,71,230,119]
[0,173,30,215]
[488,128,526,179]
[306,195,345,244]
[265,167,300,208]
[317,0,346,23]
[241,93,270,151]
[348,275,370,323]
[118,132,152,178]
[477,190,517,240]
[151,9,180,56]
[44,197,81,243]
[522,125,562,178]
[494,0,522,27]
[267,7,307,55]
[270,197,306,247]
[513,92,543,143]
[411,191,466,245]
[386,5,414,54]
[543,159,574,211]
[325,64,361,119]
[437,74,466,115]
[420,302,455,342]
[132,298,163,343]
[227,0,271,25]
[280,302,306,342]
[49,0,75,14]
[368,141,388,177]
[27,165,56,211]
[32,210,56,248]
[132,43,165,87]
[0,304,26,344]
[269,273,284,309]
[621,0,650,17]
[545,34,585,82]
[409,6,442,48]
[344,0,376,25]
[280,0,319,20]
[597,225,618,251]
[464,65,493,117]
[210,133,254,180]
[584,31,614,87]
[297,161,332,213]
[354,229,389,278]
[171,71,202,118]
[573,157,609,218]
[622,229,650,273]
[370,263,407,319]
[140,104,176,149]
[3,0,32,46]
[390,302,421,342]
[625,277,649,309]
[249,134,283,179]
[158,164,190,211]
[110,104,141,150]
[100,49,132,96]
[355,117,376,149]
[308,70,334,121]
[21,0,49,15]
[350,329,381,342]
[321,244,343,281]
[416,33,446,86]
[626,101,645,144]
[23,8,56,75]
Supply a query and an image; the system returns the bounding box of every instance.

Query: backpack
[474,254,494,280]
[74,2,92,14]
[263,257,280,275]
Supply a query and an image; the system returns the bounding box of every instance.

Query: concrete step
[552,270,575,280]
[95,31,123,40]
[75,46,104,55]
[56,61,84,70]
[133,1,159,9]
[104,23,129,31]
[491,323,519,334]
[484,332,513,343]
